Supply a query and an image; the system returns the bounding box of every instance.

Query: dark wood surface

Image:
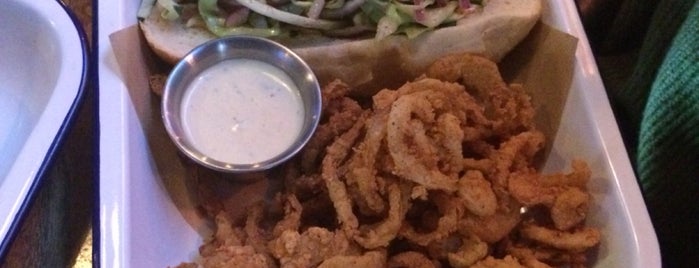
[1,0,94,267]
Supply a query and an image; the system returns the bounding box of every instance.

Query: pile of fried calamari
[178,53,600,268]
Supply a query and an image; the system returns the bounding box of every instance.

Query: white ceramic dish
[0,0,88,258]
[97,0,661,267]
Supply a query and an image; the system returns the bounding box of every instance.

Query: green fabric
[598,0,658,54]
[594,0,699,266]
[637,2,699,265]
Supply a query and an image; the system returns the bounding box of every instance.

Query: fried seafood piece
[302,96,364,173]
[459,196,522,243]
[209,212,245,249]
[516,257,553,268]
[434,113,467,175]
[426,53,506,91]
[519,224,601,253]
[487,83,535,135]
[188,212,273,268]
[388,251,440,268]
[344,110,390,216]
[271,194,303,237]
[508,160,591,205]
[446,234,489,268]
[538,159,591,189]
[268,227,351,268]
[284,173,325,203]
[321,111,369,236]
[386,79,471,191]
[244,203,273,256]
[507,170,560,207]
[300,79,364,174]
[505,242,587,268]
[508,160,592,230]
[400,192,462,246]
[174,262,198,268]
[354,182,410,249]
[342,88,404,216]
[550,187,590,231]
[425,53,535,134]
[194,166,270,222]
[469,255,527,268]
[457,170,498,217]
[320,79,354,111]
[318,250,387,268]
[197,245,274,268]
[490,130,546,188]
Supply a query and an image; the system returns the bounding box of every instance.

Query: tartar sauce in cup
[162,35,321,173]
[181,59,305,164]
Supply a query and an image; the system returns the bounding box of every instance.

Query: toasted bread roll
[140,0,541,93]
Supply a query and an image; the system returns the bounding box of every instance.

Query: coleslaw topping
[139,0,484,39]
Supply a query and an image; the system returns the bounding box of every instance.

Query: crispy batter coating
[459,195,522,244]
[400,191,462,246]
[446,234,489,268]
[318,251,386,268]
[321,111,369,236]
[193,212,273,268]
[519,224,601,253]
[388,251,440,268]
[469,256,527,268]
[181,53,600,268]
[551,187,590,231]
[268,227,350,268]
[457,170,497,217]
[354,182,409,249]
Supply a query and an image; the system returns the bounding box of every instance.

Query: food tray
[97,0,661,266]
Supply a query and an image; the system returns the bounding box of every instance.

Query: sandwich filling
[138,0,484,39]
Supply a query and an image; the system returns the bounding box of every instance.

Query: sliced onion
[307,0,326,19]
[319,0,365,19]
[237,0,346,29]
[375,15,400,39]
[412,0,426,22]
[225,7,251,27]
[458,0,471,10]
[322,24,374,37]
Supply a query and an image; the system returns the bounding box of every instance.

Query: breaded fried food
[178,53,600,268]
[388,251,440,268]
[268,227,351,267]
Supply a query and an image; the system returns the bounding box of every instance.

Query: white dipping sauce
[181,59,304,164]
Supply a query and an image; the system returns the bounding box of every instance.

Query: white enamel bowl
[0,0,88,257]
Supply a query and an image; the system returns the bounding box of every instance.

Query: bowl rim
[161,35,322,173]
[0,0,90,259]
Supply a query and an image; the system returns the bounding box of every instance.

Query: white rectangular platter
[97,0,661,267]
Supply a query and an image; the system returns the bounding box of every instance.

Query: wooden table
[1,0,94,266]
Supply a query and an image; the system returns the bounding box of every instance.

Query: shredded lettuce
[236,0,346,30]
[325,0,347,10]
[374,4,410,38]
[362,0,466,39]
[138,0,157,19]
[395,1,458,28]
[199,0,282,36]
[157,0,183,20]
[143,0,483,38]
